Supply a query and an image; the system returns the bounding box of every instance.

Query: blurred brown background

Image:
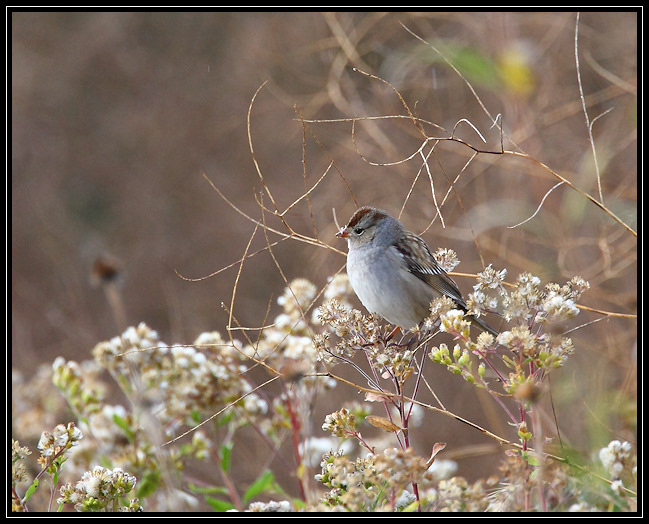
[12,11,637,499]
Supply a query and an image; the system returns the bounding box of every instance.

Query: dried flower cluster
[13,277,343,511]
[11,440,32,489]
[322,407,358,438]
[57,465,140,512]
[253,278,318,364]
[12,423,83,511]
[91,322,269,433]
[312,445,494,512]
[37,422,83,459]
[314,447,433,511]
[246,499,293,512]
[316,299,382,362]
[599,440,636,495]
[429,269,589,407]
[11,269,635,513]
[13,423,136,512]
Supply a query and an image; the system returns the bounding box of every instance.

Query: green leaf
[188,483,229,496]
[112,413,136,442]
[401,499,421,512]
[220,441,234,473]
[453,47,500,88]
[242,469,276,504]
[23,478,39,503]
[51,467,60,487]
[521,451,540,466]
[136,470,161,499]
[416,41,499,89]
[205,496,235,512]
[189,409,202,424]
[215,409,235,427]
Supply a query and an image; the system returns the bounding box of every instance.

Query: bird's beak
[336,227,349,239]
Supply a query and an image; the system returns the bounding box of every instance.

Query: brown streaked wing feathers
[394,232,468,310]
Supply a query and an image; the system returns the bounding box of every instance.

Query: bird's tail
[467,314,499,337]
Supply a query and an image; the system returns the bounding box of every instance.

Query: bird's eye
[353,227,364,236]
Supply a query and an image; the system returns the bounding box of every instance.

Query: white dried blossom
[78,405,128,450]
[501,272,542,322]
[37,422,83,457]
[427,458,458,480]
[497,326,536,355]
[58,465,138,511]
[242,393,268,416]
[474,264,507,290]
[439,309,471,337]
[467,289,499,311]
[541,288,579,320]
[277,278,317,318]
[324,273,354,302]
[300,436,353,468]
[247,500,292,512]
[394,489,417,510]
[282,335,316,361]
[433,248,460,273]
[92,322,166,371]
[599,440,634,480]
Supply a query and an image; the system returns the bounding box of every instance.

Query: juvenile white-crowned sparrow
[336,206,498,336]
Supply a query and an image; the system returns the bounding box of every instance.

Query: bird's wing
[394,232,468,309]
